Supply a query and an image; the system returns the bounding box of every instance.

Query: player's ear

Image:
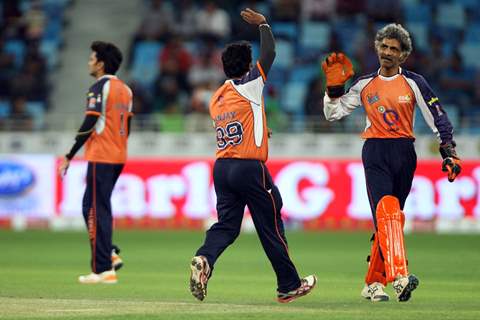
[97,61,105,72]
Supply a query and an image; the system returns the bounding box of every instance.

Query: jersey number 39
[216,121,244,149]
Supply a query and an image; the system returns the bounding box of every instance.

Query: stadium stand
[0,0,479,134]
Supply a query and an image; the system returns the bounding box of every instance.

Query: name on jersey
[214,111,236,123]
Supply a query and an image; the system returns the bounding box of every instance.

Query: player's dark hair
[221,41,252,79]
[91,41,123,75]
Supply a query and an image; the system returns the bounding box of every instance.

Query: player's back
[85,75,133,164]
[210,63,268,162]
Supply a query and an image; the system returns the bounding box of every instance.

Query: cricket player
[322,23,461,302]
[59,41,133,284]
[189,8,316,303]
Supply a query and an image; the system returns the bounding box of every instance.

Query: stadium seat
[0,100,11,119]
[402,3,431,24]
[272,22,298,40]
[406,23,428,51]
[436,3,466,29]
[131,41,163,88]
[459,43,480,68]
[281,82,307,113]
[4,40,25,69]
[274,40,294,68]
[464,23,480,43]
[290,64,320,83]
[40,39,59,70]
[300,22,330,51]
[26,101,46,130]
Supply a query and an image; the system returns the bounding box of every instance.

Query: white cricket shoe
[190,256,211,301]
[112,250,123,271]
[277,275,317,303]
[78,269,118,284]
[393,274,419,302]
[361,282,389,302]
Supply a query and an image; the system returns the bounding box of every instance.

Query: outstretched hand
[241,8,267,25]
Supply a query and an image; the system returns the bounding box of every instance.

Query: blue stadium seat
[436,3,466,29]
[40,39,59,70]
[406,23,428,51]
[281,82,307,114]
[272,22,298,40]
[459,43,480,68]
[4,40,25,69]
[403,3,431,24]
[26,101,46,130]
[0,100,11,119]
[464,23,480,43]
[300,22,330,51]
[442,105,460,129]
[290,64,320,83]
[274,40,294,68]
[43,19,63,41]
[131,41,163,88]
[267,66,288,88]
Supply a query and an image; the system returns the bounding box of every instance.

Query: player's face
[377,38,403,69]
[88,52,102,77]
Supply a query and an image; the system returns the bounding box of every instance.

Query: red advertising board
[56,158,480,230]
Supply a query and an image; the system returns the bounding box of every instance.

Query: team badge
[377,106,385,113]
[88,97,96,109]
[367,92,380,105]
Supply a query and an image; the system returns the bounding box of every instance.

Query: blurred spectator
[301,0,336,21]
[304,77,330,132]
[439,51,475,110]
[188,50,224,88]
[196,1,231,40]
[22,0,46,42]
[185,85,215,131]
[271,0,301,21]
[9,96,33,131]
[336,0,365,16]
[174,0,197,39]
[136,0,174,41]
[159,36,192,78]
[366,0,400,22]
[265,86,288,131]
[153,58,187,113]
[0,37,15,97]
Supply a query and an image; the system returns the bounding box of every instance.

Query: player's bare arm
[241,8,275,75]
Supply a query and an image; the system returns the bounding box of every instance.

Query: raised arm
[241,8,275,75]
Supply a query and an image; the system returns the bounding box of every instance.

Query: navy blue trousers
[362,138,417,228]
[82,162,124,273]
[196,158,301,293]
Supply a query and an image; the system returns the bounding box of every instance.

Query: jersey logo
[382,109,400,132]
[367,92,380,105]
[398,94,412,103]
[88,97,97,109]
[427,97,439,106]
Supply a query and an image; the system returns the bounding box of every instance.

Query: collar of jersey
[96,74,118,82]
[377,67,402,81]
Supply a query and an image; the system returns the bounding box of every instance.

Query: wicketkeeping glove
[321,52,354,98]
[439,142,462,182]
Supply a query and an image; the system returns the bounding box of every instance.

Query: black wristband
[327,85,345,98]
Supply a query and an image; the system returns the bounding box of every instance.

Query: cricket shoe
[78,269,117,284]
[361,282,390,302]
[112,249,123,271]
[190,256,210,301]
[277,275,317,303]
[393,274,419,302]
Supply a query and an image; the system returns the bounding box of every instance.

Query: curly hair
[221,41,252,79]
[91,41,123,75]
[375,23,412,62]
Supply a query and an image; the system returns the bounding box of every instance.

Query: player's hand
[241,8,267,25]
[321,52,354,98]
[439,142,461,182]
[58,156,70,179]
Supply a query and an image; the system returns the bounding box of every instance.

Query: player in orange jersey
[322,24,461,302]
[58,41,133,284]
[189,8,316,304]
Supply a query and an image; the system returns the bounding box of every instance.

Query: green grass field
[1,230,479,320]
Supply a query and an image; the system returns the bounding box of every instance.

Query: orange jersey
[324,68,454,145]
[210,62,269,162]
[84,75,133,164]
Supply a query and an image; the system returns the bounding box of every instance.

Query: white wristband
[259,23,270,28]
